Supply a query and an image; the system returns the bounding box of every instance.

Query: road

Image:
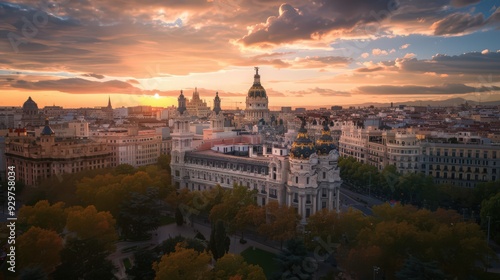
[339,184,385,216]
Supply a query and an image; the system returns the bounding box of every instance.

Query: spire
[213,92,221,115]
[107,96,112,109]
[178,90,187,115]
[253,66,260,85]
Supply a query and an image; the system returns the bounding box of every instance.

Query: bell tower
[171,90,193,189]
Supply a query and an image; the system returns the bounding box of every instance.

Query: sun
[154,93,160,99]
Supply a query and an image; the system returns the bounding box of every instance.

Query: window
[323,172,326,179]
[295,177,298,184]
[306,177,309,184]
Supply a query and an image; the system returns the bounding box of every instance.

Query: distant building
[5,120,112,186]
[295,108,306,113]
[281,107,292,113]
[186,88,211,118]
[245,67,270,124]
[331,106,342,111]
[91,128,162,167]
[21,96,45,128]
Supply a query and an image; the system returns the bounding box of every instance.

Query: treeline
[1,155,174,279]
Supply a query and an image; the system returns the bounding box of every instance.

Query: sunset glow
[0,0,499,108]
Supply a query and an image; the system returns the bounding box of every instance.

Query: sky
[0,0,499,109]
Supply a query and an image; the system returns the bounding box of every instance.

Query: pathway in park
[110,221,281,279]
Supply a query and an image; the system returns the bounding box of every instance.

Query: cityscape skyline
[1,1,500,108]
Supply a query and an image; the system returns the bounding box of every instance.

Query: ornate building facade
[171,91,342,223]
[5,119,112,186]
[245,67,270,124]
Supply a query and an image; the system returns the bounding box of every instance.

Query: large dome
[23,96,38,111]
[290,118,316,159]
[247,67,267,98]
[316,120,336,155]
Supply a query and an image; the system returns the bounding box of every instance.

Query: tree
[305,209,336,249]
[233,204,265,240]
[52,238,117,280]
[114,163,135,175]
[157,154,171,171]
[480,192,500,244]
[65,205,118,251]
[209,220,231,260]
[152,244,211,280]
[258,201,300,248]
[175,206,184,226]
[209,184,257,232]
[213,254,266,280]
[18,200,67,232]
[274,239,314,280]
[126,250,157,280]
[395,255,446,280]
[156,235,207,255]
[18,227,63,274]
[118,187,162,240]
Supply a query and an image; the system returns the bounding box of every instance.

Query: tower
[287,117,319,224]
[171,90,194,189]
[315,117,341,213]
[210,92,224,132]
[40,118,56,148]
[245,67,270,124]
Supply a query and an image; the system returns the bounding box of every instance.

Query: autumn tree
[209,220,231,260]
[18,227,63,274]
[209,184,257,232]
[18,200,67,232]
[212,254,266,280]
[304,208,336,249]
[258,201,300,248]
[152,244,211,280]
[341,204,495,279]
[65,205,118,251]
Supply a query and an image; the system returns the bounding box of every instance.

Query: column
[300,194,306,224]
[336,187,340,213]
[328,189,333,211]
[287,191,292,207]
[312,193,317,215]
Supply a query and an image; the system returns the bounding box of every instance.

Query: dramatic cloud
[398,51,500,75]
[292,56,353,68]
[3,77,249,99]
[450,0,481,8]
[82,73,105,79]
[400,44,410,49]
[356,83,500,95]
[289,87,351,97]
[356,67,384,73]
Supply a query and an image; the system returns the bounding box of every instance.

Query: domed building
[287,117,342,224]
[316,119,336,156]
[245,67,270,124]
[21,96,44,128]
